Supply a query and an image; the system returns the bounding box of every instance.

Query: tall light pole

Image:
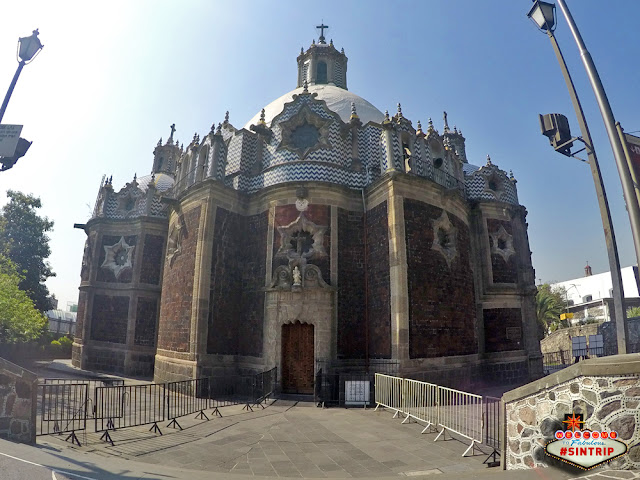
[527,1,629,354]
[0,29,43,123]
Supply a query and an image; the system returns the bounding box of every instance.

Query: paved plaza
[0,360,635,479]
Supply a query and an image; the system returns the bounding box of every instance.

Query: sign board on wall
[345,380,370,406]
[0,125,23,157]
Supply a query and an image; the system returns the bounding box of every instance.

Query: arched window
[316,61,328,84]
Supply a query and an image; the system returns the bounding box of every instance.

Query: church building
[73,27,542,392]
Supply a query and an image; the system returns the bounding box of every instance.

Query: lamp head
[18,29,43,64]
[527,1,556,32]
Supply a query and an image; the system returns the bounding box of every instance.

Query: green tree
[536,283,569,336]
[626,306,640,318]
[0,254,48,343]
[0,190,55,311]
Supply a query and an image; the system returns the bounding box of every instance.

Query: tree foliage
[0,254,48,343]
[536,283,569,336]
[0,190,55,311]
[627,306,640,318]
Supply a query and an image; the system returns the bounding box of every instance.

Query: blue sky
[1,1,639,308]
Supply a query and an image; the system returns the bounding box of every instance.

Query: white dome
[136,173,174,192]
[244,85,385,130]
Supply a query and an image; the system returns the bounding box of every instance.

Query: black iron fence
[39,368,278,446]
[542,344,616,375]
[483,396,501,467]
[37,383,88,446]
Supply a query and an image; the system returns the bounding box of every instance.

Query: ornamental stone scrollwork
[101,236,134,279]
[483,170,506,200]
[276,212,327,265]
[490,225,516,262]
[277,104,332,159]
[166,220,183,267]
[431,210,457,268]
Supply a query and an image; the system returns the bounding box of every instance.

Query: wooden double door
[281,321,314,394]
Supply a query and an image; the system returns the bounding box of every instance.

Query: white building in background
[550,264,640,325]
[45,309,77,335]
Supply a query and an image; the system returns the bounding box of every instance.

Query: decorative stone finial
[224,111,229,124]
[329,39,333,46]
[109,175,113,184]
[312,39,316,45]
[259,108,266,125]
[443,111,450,133]
[427,118,435,133]
[350,102,359,121]
[509,170,516,181]
[151,172,156,183]
[454,126,458,134]
[341,47,344,54]
[383,110,391,124]
[133,173,137,182]
[301,47,304,54]
[216,123,222,135]
[397,103,403,117]
[303,79,309,93]
[192,132,199,144]
[486,154,492,166]
[157,138,162,147]
[416,120,423,136]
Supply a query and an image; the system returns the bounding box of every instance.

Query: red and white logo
[545,413,628,470]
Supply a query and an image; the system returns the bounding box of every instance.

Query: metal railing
[43,377,124,418]
[374,374,498,462]
[542,344,616,375]
[37,383,88,446]
[166,378,210,429]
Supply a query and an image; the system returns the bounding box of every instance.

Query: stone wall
[207,208,267,356]
[503,354,640,470]
[157,206,201,352]
[486,219,517,284]
[0,357,36,444]
[365,201,391,358]
[540,323,601,354]
[337,208,365,357]
[403,199,476,358]
[483,308,523,353]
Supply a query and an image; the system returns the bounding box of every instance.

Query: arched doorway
[281,321,314,394]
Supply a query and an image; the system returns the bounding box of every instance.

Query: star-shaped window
[489,225,515,262]
[101,237,134,279]
[431,211,457,268]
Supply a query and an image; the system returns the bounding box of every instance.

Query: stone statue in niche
[292,266,302,285]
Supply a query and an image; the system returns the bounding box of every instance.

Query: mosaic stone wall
[157,205,201,352]
[404,199,476,358]
[505,373,640,470]
[0,357,36,444]
[486,219,517,284]
[207,208,267,356]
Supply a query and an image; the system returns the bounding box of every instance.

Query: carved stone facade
[73,34,541,388]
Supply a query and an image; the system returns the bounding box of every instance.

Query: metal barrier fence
[43,377,125,418]
[37,383,88,446]
[166,378,210,429]
[542,345,616,375]
[38,368,278,447]
[374,374,499,463]
[94,383,166,445]
[372,373,404,415]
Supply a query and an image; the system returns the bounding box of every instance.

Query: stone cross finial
[316,22,329,44]
[169,123,176,142]
[443,111,449,132]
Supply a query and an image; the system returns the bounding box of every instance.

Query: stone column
[190,199,211,370]
[387,188,409,361]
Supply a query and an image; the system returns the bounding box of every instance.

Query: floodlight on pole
[527,0,629,354]
[0,29,44,124]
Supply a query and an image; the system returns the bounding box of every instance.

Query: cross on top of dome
[316,22,329,44]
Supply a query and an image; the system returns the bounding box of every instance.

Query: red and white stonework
[73,33,542,388]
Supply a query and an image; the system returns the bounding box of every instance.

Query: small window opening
[316,61,328,84]
[434,158,443,169]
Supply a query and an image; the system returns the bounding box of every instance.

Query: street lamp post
[527,1,629,354]
[0,29,43,123]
